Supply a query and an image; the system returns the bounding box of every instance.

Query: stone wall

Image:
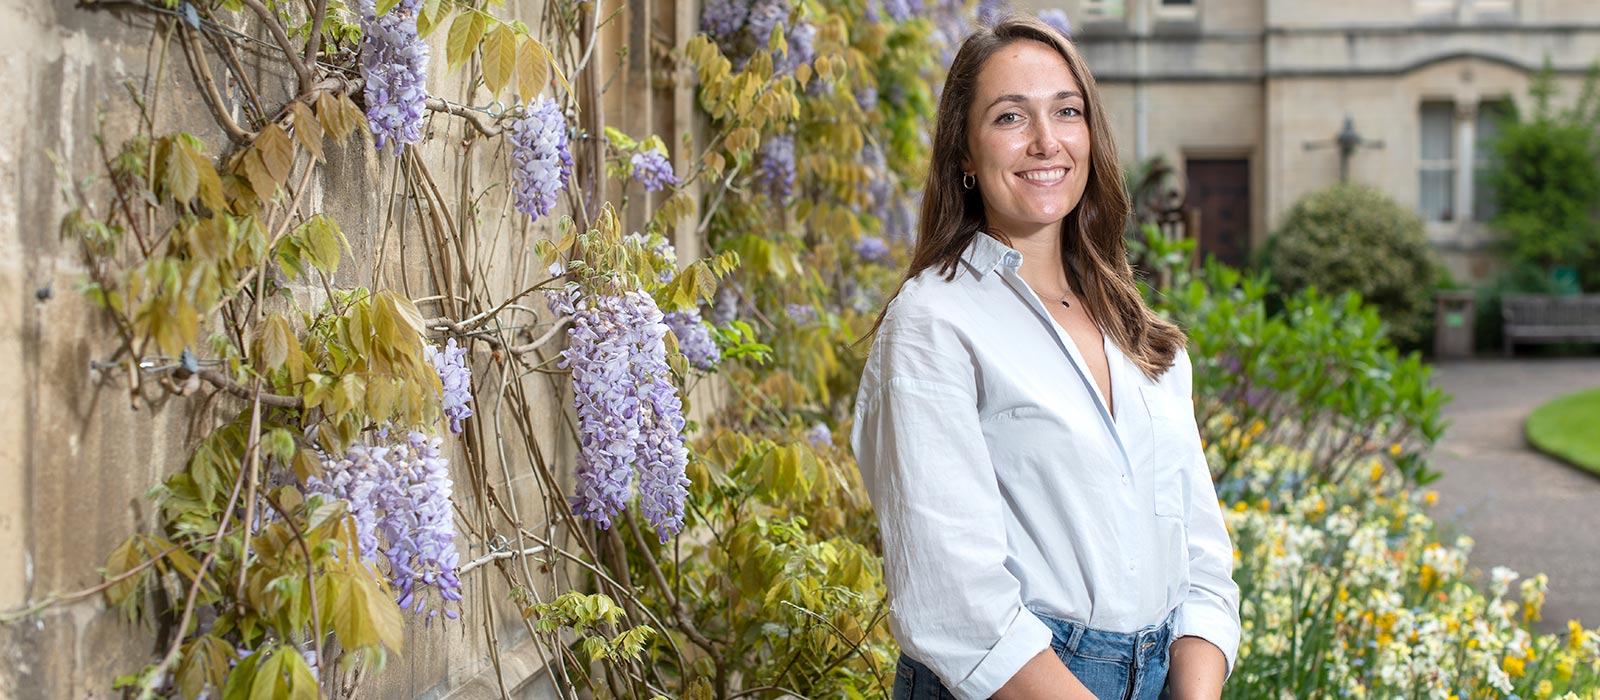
[0,0,695,697]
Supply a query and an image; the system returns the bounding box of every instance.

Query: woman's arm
[1167,636,1227,700]
[991,650,1099,700]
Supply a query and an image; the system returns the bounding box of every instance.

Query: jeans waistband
[1028,608,1176,669]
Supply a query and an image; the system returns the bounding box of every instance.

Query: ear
[959,153,973,174]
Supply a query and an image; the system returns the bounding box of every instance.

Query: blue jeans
[892,609,1173,700]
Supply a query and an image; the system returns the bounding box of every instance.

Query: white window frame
[1472,100,1510,222]
[1419,101,1457,223]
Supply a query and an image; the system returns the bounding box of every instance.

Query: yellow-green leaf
[417,0,444,37]
[165,139,199,204]
[482,24,516,96]
[255,124,294,185]
[446,11,486,73]
[289,101,323,162]
[102,538,144,608]
[516,37,548,100]
[374,0,401,17]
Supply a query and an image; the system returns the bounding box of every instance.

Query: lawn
[1526,386,1600,475]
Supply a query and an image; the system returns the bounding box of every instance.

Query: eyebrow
[985,90,1083,111]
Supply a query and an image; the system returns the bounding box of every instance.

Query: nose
[1029,118,1061,158]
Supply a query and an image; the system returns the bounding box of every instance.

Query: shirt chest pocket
[1139,385,1199,519]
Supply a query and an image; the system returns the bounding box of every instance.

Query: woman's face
[961,40,1092,237]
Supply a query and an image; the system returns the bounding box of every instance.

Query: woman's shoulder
[880,263,983,328]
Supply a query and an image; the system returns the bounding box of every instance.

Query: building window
[1473,100,1511,222]
[1419,101,1456,222]
[1082,0,1125,20]
[1083,0,1125,19]
[1156,0,1197,20]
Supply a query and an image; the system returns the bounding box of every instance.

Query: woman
[849,18,1241,700]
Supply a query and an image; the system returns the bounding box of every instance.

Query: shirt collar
[959,232,1026,278]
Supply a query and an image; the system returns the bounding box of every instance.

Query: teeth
[1020,168,1065,181]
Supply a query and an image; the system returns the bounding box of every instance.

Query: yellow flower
[1389,442,1403,457]
[1570,620,1588,651]
[1537,680,1554,699]
[1256,497,1271,513]
[1369,461,1384,482]
[1420,564,1438,590]
[1233,501,1249,514]
[1248,419,1265,437]
[1555,653,1576,682]
[1505,653,1527,677]
[1423,490,1438,506]
[1525,601,1543,623]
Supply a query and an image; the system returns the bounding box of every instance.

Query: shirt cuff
[950,607,1055,700]
[1174,600,1240,679]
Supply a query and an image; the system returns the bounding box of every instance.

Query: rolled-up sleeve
[850,308,1052,700]
[1170,351,1243,677]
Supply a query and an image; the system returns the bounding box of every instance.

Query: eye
[995,112,1022,125]
[1058,106,1082,118]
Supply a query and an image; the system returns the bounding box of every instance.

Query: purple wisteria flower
[757,134,796,202]
[785,303,816,324]
[358,0,430,152]
[976,0,1010,26]
[879,0,919,22]
[700,0,750,40]
[854,236,890,264]
[776,20,817,77]
[855,86,879,115]
[549,287,691,541]
[630,151,681,192]
[309,432,463,619]
[665,308,721,371]
[425,338,474,434]
[746,0,790,46]
[509,96,574,222]
[806,423,832,448]
[1038,8,1072,37]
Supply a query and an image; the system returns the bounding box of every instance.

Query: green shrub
[1136,227,1447,497]
[1486,62,1600,290]
[1264,184,1441,349]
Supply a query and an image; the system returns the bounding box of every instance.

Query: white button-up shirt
[850,233,1241,700]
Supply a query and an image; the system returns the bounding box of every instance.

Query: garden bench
[1502,294,1600,355]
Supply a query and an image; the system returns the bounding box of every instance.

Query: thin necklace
[1040,286,1072,309]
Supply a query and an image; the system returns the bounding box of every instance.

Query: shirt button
[1121,474,1130,485]
[1129,561,1137,572]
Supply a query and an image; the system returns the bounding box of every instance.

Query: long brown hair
[863,17,1185,380]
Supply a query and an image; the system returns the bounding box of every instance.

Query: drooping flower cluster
[509,96,574,222]
[1038,8,1072,37]
[358,0,430,152]
[425,338,474,434]
[785,303,816,324]
[865,0,918,23]
[549,286,691,541]
[806,423,832,448]
[665,308,721,371]
[699,0,749,39]
[854,236,890,264]
[630,150,681,193]
[757,134,796,202]
[976,0,1010,26]
[308,431,462,619]
[776,20,816,77]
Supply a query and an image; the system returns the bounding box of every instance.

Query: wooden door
[1185,158,1251,269]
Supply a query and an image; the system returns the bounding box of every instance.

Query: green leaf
[446,11,486,73]
[482,24,517,96]
[298,215,344,275]
[102,538,145,609]
[374,0,401,17]
[288,101,324,162]
[265,428,297,465]
[249,647,287,700]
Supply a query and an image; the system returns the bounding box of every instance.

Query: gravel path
[1423,357,1600,634]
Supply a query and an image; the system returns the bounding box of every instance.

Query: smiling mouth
[1018,168,1067,183]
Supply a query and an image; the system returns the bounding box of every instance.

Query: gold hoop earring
[962,173,976,190]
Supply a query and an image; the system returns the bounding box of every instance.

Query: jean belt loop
[1064,619,1087,657]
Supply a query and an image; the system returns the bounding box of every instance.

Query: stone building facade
[1018,0,1600,282]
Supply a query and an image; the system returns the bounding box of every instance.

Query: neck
[988,223,1069,294]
